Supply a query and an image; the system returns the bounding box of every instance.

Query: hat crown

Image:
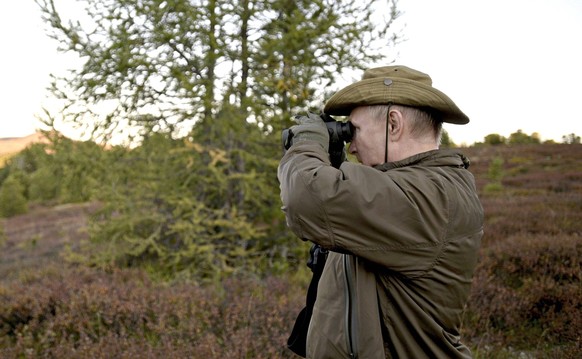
[324,64,469,124]
[362,66,433,86]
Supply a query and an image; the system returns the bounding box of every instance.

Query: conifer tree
[37,0,400,141]
[37,0,402,279]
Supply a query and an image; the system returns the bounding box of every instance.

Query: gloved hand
[289,112,329,152]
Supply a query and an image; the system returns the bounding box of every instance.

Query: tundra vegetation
[1,0,580,357]
[1,134,580,358]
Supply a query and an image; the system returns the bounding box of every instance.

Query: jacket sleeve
[278,142,451,276]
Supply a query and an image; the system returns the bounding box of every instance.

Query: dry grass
[0,203,99,276]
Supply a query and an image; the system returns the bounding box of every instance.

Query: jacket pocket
[307,253,385,359]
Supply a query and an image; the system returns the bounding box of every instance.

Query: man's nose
[348,142,356,154]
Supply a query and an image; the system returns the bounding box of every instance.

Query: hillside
[0,132,49,166]
[0,132,49,155]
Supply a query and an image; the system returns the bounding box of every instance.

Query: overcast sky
[1,0,581,145]
[391,0,582,145]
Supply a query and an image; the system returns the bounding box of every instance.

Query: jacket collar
[373,149,470,172]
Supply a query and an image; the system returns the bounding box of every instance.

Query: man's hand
[290,112,329,152]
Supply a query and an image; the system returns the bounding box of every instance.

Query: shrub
[69,133,298,282]
[0,266,304,358]
[465,233,581,353]
[0,175,28,218]
[28,167,60,203]
[460,144,582,356]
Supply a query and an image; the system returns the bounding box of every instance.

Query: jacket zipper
[343,254,359,358]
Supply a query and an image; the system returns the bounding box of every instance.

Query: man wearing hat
[278,65,484,358]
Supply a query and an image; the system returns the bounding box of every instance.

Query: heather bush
[481,194,582,243]
[0,265,304,358]
[465,234,580,344]
[462,144,582,357]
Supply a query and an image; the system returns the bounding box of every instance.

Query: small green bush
[0,175,28,218]
[28,167,60,203]
[483,182,504,195]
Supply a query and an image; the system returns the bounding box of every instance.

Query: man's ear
[388,109,404,142]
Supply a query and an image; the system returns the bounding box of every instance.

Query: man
[278,65,484,358]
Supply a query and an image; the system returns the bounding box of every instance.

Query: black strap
[287,244,328,357]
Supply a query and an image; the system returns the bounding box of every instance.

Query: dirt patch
[0,202,100,277]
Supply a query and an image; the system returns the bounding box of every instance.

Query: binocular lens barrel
[282,116,354,151]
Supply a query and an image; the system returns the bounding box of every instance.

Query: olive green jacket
[278,142,484,359]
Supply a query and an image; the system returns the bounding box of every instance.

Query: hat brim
[323,77,469,124]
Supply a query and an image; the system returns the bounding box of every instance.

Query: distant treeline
[478,130,580,146]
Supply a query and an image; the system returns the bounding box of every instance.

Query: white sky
[1,0,581,145]
[391,0,582,145]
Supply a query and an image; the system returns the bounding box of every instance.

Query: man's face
[348,107,387,166]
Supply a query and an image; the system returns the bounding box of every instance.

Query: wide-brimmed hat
[323,65,469,124]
